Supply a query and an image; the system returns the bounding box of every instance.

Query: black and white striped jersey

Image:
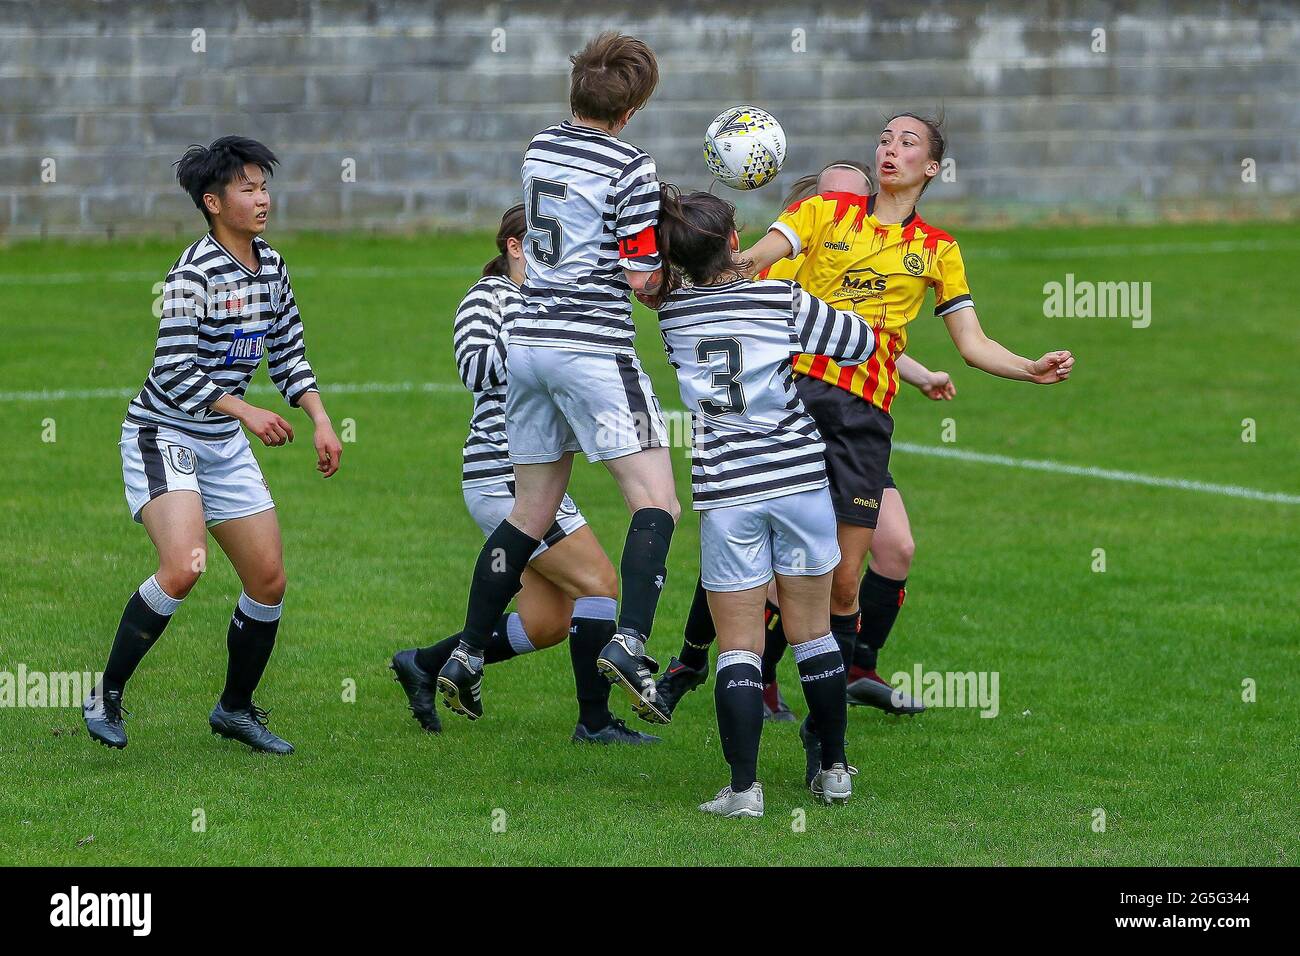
[453,275,523,488]
[514,120,661,354]
[658,279,875,510]
[125,233,318,441]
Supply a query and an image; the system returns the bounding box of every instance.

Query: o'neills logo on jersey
[823,239,852,251]
[225,327,267,366]
[830,266,887,306]
[49,885,152,936]
[853,496,880,510]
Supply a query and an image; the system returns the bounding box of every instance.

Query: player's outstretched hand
[1029,350,1074,384]
[314,421,343,478]
[920,370,956,400]
[241,406,295,446]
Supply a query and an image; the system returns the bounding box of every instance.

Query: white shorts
[463,480,588,561]
[505,343,669,465]
[120,421,274,526]
[699,487,841,592]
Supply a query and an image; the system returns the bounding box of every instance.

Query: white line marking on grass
[3,380,1293,505]
[0,381,463,402]
[3,239,1298,286]
[892,441,1300,505]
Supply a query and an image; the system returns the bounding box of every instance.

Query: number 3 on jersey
[528,178,568,266]
[697,336,747,416]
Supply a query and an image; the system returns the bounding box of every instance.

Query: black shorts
[795,376,895,530]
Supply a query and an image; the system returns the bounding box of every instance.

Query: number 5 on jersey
[528,178,568,266]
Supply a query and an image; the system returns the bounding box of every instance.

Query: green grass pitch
[1,221,1296,866]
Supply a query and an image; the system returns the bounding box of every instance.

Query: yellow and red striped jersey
[767,192,972,413]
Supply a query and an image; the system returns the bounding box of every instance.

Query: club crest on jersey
[166,444,196,475]
[830,266,888,306]
[225,326,267,366]
[903,252,925,276]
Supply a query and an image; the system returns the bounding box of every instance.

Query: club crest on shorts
[167,444,196,475]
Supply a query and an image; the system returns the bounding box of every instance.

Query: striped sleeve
[266,261,318,406]
[613,153,661,272]
[453,282,509,392]
[149,266,225,414]
[791,282,874,364]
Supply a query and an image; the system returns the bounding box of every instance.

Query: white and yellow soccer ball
[703,105,786,191]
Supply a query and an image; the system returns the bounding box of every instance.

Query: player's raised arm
[941,306,1074,384]
[737,229,794,278]
[614,153,664,293]
[790,283,875,365]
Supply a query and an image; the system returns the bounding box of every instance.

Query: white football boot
[699,783,765,818]
[810,763,856,804]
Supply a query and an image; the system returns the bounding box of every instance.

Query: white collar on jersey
[206,232,265,279]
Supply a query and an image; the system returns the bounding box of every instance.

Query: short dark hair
[173,136,279,224]
[569,33,659,124]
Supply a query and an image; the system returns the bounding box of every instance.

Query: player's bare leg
[698,583,767,818]
[777,570,855,804]
[207,509,294,754]
[845,491,924,713]
[596,446,682,724]
[436,455,573,720]
[85,490,205,749]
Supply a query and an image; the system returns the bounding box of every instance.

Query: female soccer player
[740,114,1074,717]
[435,34,681,727]
[390,206,658,745]
[655,161,957,722]
[650,186,875,816]
[84,136,343,754]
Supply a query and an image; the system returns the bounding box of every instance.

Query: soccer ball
[703,106,786,191]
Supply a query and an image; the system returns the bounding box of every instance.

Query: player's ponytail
[482,203,527,277]
[656,183,748,298]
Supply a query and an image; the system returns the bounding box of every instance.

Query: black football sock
[102,576,182,695]
[829,611,861,679]
[714,649,764,793]
[220,593,281,712]
[677,576,715,671]
[760,600,788,684]
[414,635,460,676]
[569,596,617,732]
[461,520,539,653]
[617,507,676,641]
[856,567,907,672]
[416,613,530,673]
[793,634,848,769]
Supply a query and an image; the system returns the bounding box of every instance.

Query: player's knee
[896,533,916,572]
[156,564,201,599]
[246,566,286,605]
[830,575,859,613]
[665,496,682,524]
[875,533,915,579]
[558,562,618,602]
